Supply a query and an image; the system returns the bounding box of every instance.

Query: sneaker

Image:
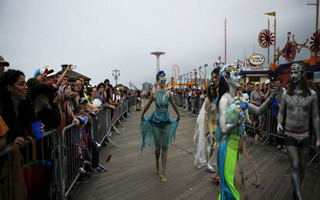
[282,147,287,154]
[91,166,102,173]
[81,171,91,178]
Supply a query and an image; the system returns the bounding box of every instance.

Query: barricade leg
[105,133,118,148]
[58,132,65,200]
[257,130,268,144]
[307,151,319,167]
[112,125,122,135]
[98,163,108,171]
[118,119,125,127]
[121,114,128,121]
[315,161,320,169]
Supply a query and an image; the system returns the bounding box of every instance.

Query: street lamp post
[193,69,197,87]
[204,64,208,84]
[199,66,202,85]
[112,69,120,86]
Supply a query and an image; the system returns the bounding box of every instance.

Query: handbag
[22,136,54,200]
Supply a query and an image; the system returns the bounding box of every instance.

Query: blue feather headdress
[157,70,166,77]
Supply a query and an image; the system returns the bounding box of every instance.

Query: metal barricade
[61,123,82,198]
[307,145,320,168]
[92,108,117,148]
[0,129,62,200]
[183,95,187,110]
[177,95,182,107]
[190,97,195,114]
[172,94,180,107]
[193,97,200,115]
[174,95,180,107]
[121,100,129,120]
[1,100,134,200]
[111,105,123,135]
[261,105,283,145]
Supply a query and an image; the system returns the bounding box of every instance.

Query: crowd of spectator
[0,55,137,192]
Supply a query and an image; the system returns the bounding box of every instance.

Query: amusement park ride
[168,64,208,89]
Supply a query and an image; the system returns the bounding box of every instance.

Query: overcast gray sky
[0,0,317,88]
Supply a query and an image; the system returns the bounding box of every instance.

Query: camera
[70,64,77,70]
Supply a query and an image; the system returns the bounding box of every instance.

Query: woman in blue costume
[140,71,180,182]
[217,66,275,200]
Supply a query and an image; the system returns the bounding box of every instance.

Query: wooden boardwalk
[69,100,320,200]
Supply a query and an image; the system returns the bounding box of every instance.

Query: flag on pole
[264,12,276,17]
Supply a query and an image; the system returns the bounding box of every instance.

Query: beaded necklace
[232,98,249,141]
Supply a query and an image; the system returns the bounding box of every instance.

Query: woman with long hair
[0,69,34,145]
[277,63,320,199]
[140,70,180,182]
[194,82,218,173]
[217,66,275,200]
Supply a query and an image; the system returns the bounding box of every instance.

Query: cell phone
[71,64,77,70]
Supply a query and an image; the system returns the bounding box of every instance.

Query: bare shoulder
[282,91,289,98]
[219,94,231,109]
[310,89,318,100]
[220,93,233,103]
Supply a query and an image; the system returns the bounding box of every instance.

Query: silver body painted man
[277,63,320,200]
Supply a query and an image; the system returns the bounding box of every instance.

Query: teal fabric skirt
[140,116,179,152]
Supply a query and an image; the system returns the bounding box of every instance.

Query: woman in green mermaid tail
[217,66,276,200]
[140,71,180,182]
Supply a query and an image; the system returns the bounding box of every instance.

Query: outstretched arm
[56,65,71,87]
[277,94,286,133]
[264,85,270,99]
[169,92,180,120]
[141,90,155,119]
[248,88,276,115]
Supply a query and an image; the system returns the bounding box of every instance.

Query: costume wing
[193,99,208,167]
